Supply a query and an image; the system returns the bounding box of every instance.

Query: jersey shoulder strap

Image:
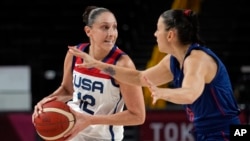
[71,43,89,71]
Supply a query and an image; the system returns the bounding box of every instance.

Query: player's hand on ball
[32,96,57,124]
[68,46,97,68]
[33,101,75,141]
[63,108,92,140]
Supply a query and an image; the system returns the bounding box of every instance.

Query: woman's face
[86,12,118,50]
[154,16,170,53]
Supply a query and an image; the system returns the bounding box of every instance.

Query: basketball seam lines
[36,108,75,140]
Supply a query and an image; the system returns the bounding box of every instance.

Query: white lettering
[164,122,178,141]
[241,129,247,135]
[234,129,247,136]
[180,123,194,141]
[149,122,194,141]
[234,129,241,136]
[150,122,163,141]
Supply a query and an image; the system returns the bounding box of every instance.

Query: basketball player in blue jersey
[32,6,145,141]
[69,9,241,140]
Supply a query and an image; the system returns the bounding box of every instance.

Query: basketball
[34,100,75,141]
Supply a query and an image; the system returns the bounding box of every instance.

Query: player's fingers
[68,45,76,48]
[68,45,77,51]
[144,76,158,96]
[144,76,158,105]
[152,97,157,105]
[44,96,57,103]
[32,107,37,123]
[143,76,153,88]
[36,97,56,115]
[68,46,97,69]
[36,103,43,114]
[63,126,77,139]
[68,108,77,121]
[68,46,84,57]
[63,133,72,140]
[75,63,85,68]
[68,46,77,55]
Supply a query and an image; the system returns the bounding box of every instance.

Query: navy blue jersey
[170,43,240,134]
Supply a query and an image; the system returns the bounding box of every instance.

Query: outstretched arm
[68,46,173,87]
[147,50,213,105]
[68,46,144,86]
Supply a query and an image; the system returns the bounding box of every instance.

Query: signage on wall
[139,109,248,141]
[139,110,194,141]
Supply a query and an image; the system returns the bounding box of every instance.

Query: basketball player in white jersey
[32,6,145,141]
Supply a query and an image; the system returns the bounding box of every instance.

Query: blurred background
[0,0,249,141]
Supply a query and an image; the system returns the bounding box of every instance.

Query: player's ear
[166,30,172,40]
[84,26,91,37]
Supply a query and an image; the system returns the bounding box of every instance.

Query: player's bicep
[182,56,206,101]
[115,56,145,112]
[114,55,137,83]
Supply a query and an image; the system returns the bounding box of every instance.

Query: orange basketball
[34,101,75,141]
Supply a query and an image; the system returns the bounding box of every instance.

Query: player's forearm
[95,61,143,86]
[47,85,73,102]
[158,88,197,104]
[90,110,145,126]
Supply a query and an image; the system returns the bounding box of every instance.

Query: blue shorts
[192,130,230,141]
[191,116,240,140]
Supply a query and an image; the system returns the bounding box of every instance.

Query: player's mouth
[104,40,114,44]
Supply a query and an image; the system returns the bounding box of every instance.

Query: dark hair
[82,6,111,26]
[160,9,205,45]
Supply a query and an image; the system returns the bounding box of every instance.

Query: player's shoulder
[185,49,215,71]
[116,54,136,69]
[188,49,209,61]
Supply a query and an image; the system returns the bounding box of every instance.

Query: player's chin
[103,41,115,46]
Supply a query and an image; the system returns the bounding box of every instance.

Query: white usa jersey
[67,43,126,141]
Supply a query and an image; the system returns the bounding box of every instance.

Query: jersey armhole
[71,43,89,71]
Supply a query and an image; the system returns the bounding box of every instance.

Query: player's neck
[89,45,109,61]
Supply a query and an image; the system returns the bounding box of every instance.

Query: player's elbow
[185,93,200,104]
[185,98,196,104]
[135,116,145,125]
[134,111,146,125]
[139,114,146,125]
